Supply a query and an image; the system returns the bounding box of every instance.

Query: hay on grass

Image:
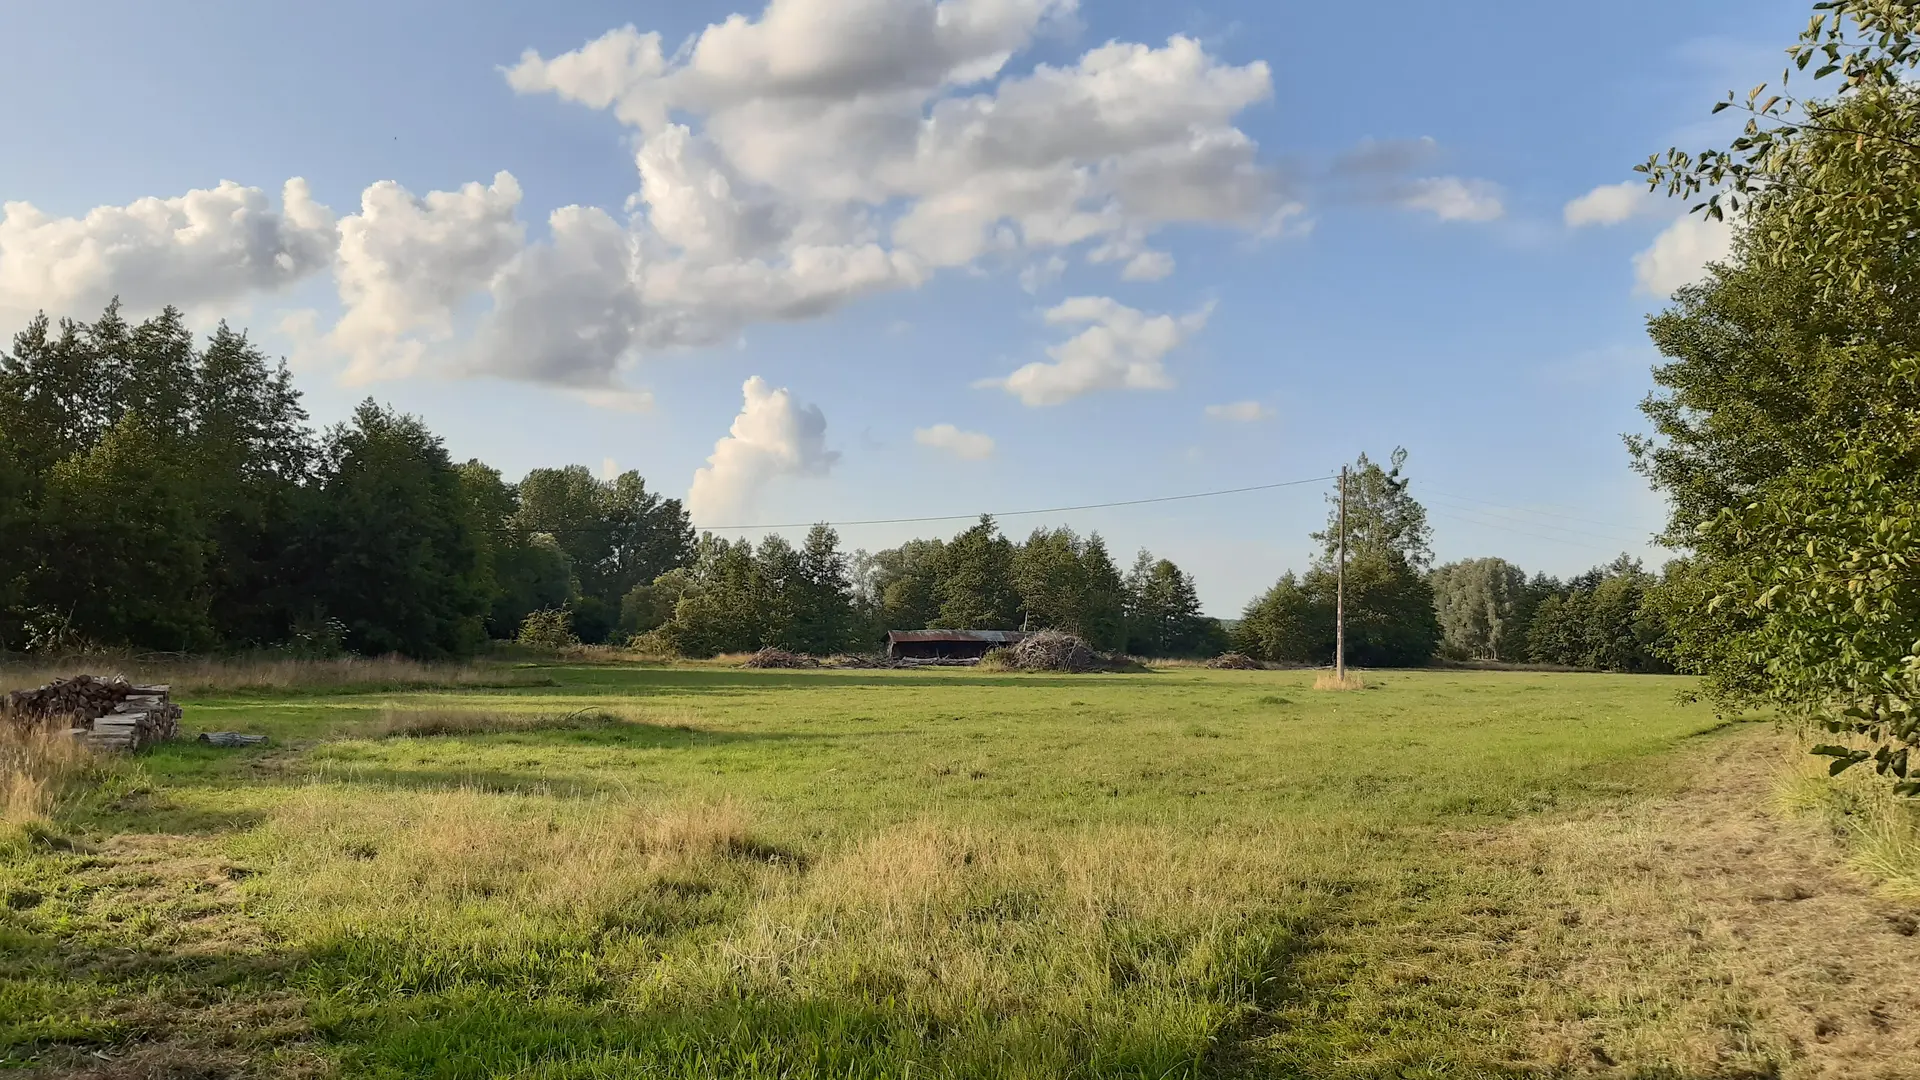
[740,648,823,670]
[1313,670,1367,691]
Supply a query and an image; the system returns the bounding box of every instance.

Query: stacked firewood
[0,675,182,751]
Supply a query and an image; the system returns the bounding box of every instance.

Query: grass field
[3,662,1917,1078]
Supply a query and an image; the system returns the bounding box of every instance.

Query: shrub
[517,609,579,650]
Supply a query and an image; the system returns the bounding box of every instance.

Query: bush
[516,609,578,650]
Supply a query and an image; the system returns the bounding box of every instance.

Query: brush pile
[1008,630,1098,673]
[740,648,822,670]
[0,675,181,751]
[1205,652,1263,670]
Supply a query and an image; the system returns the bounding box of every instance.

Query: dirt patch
[1495,728,1920,1078]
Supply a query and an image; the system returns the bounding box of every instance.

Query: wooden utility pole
[1336,464,1348,682]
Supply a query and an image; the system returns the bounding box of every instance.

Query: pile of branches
[1206,652,1263,670]
[1007,630,1098,673]
[1,675,181,751]
[740,648,823,670]
[830,653,895,669]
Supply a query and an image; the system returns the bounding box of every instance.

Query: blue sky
[0,0,1802,614]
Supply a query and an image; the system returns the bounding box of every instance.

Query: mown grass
[0,663,1800,1077]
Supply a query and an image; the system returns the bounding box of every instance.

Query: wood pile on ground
[1007,630,1098,673]
[1206,652,1263,670]
[740,648,822,670]
[0,675,181,751]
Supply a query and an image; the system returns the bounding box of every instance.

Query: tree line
[0,305,1222,659]
[1230,450,1675,672]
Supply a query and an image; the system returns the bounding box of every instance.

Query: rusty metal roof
[886,630,1029,644]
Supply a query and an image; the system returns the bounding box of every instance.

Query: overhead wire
[698,474,1337,532]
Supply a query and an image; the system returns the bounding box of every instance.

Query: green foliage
[514,465,693,643]
[1429,558,1538,661]
[1643,3,1920,298]
[1240,451,1441,668]
[1011,527,1128,649]
[1235,573,1329,663]
[1313,448,1433,571]
[0,302,696,659]
[515,609,578,650]
[1122,551,1212,657]
[937,516,1021,630]
[1634,1,1920,791]
[1525,558,1671,673]
[300,401,491,659]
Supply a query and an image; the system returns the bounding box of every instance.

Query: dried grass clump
[1,723,98,825]
[1313,670,1367,691]
[740,648,822,670]
[1,654,551,696]
[1009,631,1097,673]
[1205,652,1262,670]
[375,707,621,739]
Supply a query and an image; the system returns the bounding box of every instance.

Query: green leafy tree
[662,536,762,657]
[864,539,946,634]
[1634,2,1920,789]
[937,516,1020,630]
[36,416,213,650]
[1304,553,1440,668]
[1313,448,1433,571]
[297,401,490,658]
[1234,572,1330,663]
[1429,558,1536,661]
[789,525,856,655]
[1123,552,1210,657]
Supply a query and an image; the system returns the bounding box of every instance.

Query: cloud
[914,422,996,459]
[984,295,1211,406]
[1395,176,1504,222]
[566,386,655,412]
[331,172,526,382]
[1564,181,1666,227]
[1633,214,1733,296]
[4,2,1316,392]
[1324,137,1503,224]
[687,375,839,523]
[1204,400,1270,422]
[0,179,336,320]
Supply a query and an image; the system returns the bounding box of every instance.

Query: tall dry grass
[1313,670,1367,691]
[0,723,98,825]
[1775,751,1920,897]
[0,653,551,696]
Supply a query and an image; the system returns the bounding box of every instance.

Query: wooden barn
[885,629,1029,662]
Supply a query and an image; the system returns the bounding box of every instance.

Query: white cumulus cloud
[687,376,840,523]
[1396,176,1505,223]
[331,172,526,382]
[0,179,336,320]
[1633,214,1733,296]
[914,422,995,459]
[984,295,1211,407]
[1204,400,1270,422]
[1563,181,1665,227]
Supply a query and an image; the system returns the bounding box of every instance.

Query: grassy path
[2,665,1915,1077]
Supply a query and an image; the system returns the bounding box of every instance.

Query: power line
[698,474,1337,532]
[1423,495,1649,544]
[1426,507,1641,553]
[1424,487,1655,533]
